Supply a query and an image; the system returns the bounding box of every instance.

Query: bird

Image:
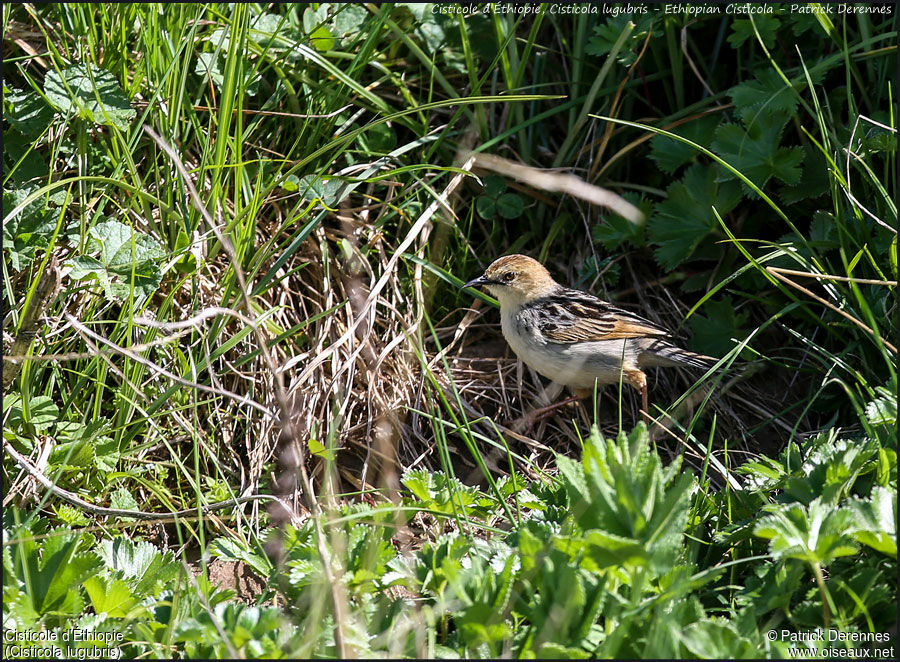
[463,254,716,424]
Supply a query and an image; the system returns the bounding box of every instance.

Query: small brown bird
[464,254,716,423]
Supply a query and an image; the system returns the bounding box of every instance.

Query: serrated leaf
[730,68,799,122]
[846,486,896,557]
[4,86,54,135]
[44,64,135,131]
[680,619,757,659]
[109,488,138,515]
[754,498,859,566]
[65,219,165,300]
[592,193,651,250]
[49,437,94,469]
[781,144,831,205]
[83,575,140,617]
[865,388,897,427]
[333,4,369,37]
[727,15,781,49]
[98,538,180,598]
[713,114,805,192]
[2,187,57,271]
[211,538,273,579]
[297,174,349,206]
[53,503,90,527]
[686,297,749,358]
[586,13,658,66]
[649,164,742,269]
[33,530,102,614]
[649,114,721,174]
[24,395,59,431]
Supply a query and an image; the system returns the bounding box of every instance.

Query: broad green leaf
[194,52,261,96]
[865,387,897,427]
[83,575,140,617]
[754,498,859,566]
[496,193,524,219]
[97,538,180,597]
[333,4,369,36]
[29,529,101,614]
[649,164,741,269]
[475,195,497,218]
[679,619,758,659]
[4,86,54,135]
[44,63,135,131]
[846,486,896,557]
[592,194,650,250]
[297,174,348,206]
[713,114,804,192]
[729,68,800,122]
[686,297,749,358]
[109,488,138,513]
[65,219,165,300]
[649,114,721,174]
[482,174,507,197]
[727,15,781,49]
[49,437,95,469]
[2,187,57,271]
[308,437,336,461]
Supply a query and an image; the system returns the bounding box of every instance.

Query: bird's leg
[625,369,650,426]
[509,394,582,432]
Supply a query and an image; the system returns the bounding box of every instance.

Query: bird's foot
[507,395,582,433]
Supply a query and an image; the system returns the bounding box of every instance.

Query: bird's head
[463,254,560,306]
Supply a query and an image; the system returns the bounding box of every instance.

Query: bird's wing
[528,289,671,343]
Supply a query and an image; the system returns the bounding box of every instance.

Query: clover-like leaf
[496,192,524,219]
[44,63,135,131]
[476,195,497,219]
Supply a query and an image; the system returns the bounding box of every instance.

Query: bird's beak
[463,275,490,289]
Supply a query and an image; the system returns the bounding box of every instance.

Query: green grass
[3,3,897,659]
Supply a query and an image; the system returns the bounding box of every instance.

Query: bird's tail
[640,340,718,371]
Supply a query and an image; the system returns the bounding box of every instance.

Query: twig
[3,439,283,522]
[144,125,353,658]
[469,152,644,224]
[766,267,898,354]
[765,267,897,287]
[65,314,273,417]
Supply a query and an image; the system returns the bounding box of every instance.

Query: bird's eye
[503,272,516,282]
